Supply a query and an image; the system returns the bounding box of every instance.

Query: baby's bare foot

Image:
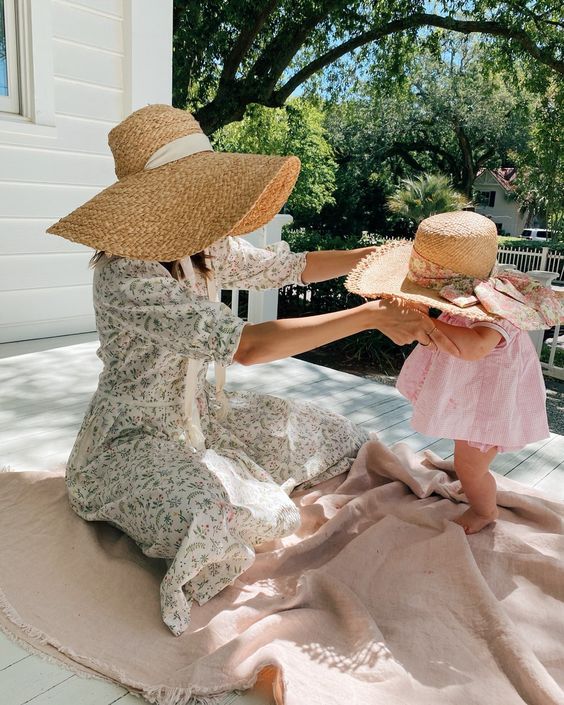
[454,507,498,534]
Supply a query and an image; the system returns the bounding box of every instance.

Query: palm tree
[387,173,469,224]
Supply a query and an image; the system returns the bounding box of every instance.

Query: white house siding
[473,171,528,237]
[0,0,172,343]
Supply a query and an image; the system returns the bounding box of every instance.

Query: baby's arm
[432,320,503,361]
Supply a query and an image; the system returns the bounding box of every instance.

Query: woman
[47,104,455,635]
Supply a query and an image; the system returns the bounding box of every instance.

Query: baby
[347,211,562,533]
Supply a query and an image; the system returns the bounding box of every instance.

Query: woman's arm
[431,320,503,361]
[234,299,459,365]
[301,247,378,284]
[209,237,377,290]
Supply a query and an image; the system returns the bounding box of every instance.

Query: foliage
[171,2,562,240]
[314,99,401,237]
[214,100,337,221]
[387,173,468,225]
[509,79,564,239]
[282,225,385,253]
[279,228,362,321]
[498,237,564,252]
[541,344,564,368]
[172,0,564,133]
[280,226,409,374]
[363,37,535,197]
[309,37,545,236]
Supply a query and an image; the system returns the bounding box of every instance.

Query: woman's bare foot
[454,506,499,534]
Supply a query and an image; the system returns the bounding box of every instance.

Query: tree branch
[193,6,563,132]
[219,0,281,87]
[475,147,498,169]
[452,118,476,197]
[383,140,460,172]
[273,12,564,103]
[249,1,344,98]
[506,0,564,30]
[391,148,426,172]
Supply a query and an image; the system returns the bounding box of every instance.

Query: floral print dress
[67,235,368,635]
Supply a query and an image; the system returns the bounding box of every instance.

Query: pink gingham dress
[396,313,549,452]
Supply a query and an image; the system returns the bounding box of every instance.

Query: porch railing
[223,213,293,323]
[497,245,564,281]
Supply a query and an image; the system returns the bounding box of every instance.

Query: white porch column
[246,214,294,323]
[123,0,173,114]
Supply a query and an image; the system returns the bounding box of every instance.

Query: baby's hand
[432,320,502,361]
[423,322,461,356]
[369,299,459,355]
[406,304,460,354]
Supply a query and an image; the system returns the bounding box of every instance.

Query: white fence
[539,324,563,380]
[497,246,564,282]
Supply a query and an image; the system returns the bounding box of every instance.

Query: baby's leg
[453,440,499,534]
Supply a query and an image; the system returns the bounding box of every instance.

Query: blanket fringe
[0,587,250,705]
[0,470,265,705]
[144,687,234,705]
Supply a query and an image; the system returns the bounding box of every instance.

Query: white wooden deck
[1,334,563,705]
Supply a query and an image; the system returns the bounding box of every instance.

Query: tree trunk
[195,94,248,135]
[453,119,475,198]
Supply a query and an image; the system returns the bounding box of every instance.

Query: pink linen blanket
[1,440,563,705]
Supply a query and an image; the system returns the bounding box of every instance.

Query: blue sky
[0,0,6,96]
[0,56,7,96]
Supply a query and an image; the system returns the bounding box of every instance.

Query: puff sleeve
[95,258,245,365]
[469,318,520,348]
[208,235,307,290]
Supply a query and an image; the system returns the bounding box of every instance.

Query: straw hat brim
[46,151,300,261]
[346,240,498,322]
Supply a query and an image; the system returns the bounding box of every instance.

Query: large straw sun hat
[46,104,301,261]
[346,211,500,322]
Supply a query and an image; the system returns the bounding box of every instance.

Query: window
[0,0,19,113]
[0,0,55,136]
[476,190,496,208]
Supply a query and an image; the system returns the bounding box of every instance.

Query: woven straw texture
[346,211,501,322]
[416,211,498,279]
[47,105,301,261]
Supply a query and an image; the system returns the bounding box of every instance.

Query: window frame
[0,0,55,142]
[0,0,20,114]
[476,190,496,208]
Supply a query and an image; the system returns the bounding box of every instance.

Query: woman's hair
[190,251,211,277]
[89,251,115,268]
[89,250,211,281]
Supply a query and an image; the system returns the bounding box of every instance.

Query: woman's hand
[235,296,461,365]
[363,299,460,356]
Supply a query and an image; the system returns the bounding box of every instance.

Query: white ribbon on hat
[144,132,214,170]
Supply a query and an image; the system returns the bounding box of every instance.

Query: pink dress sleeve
[469,318,520,348]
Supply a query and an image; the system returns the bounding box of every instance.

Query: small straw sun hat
[47,104,301,261]
[346,211,501,322]
[347,210,563,330]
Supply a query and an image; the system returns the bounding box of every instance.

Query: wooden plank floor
[1,334,563,705]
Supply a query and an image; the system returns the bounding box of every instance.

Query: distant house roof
[476,167,518,192]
